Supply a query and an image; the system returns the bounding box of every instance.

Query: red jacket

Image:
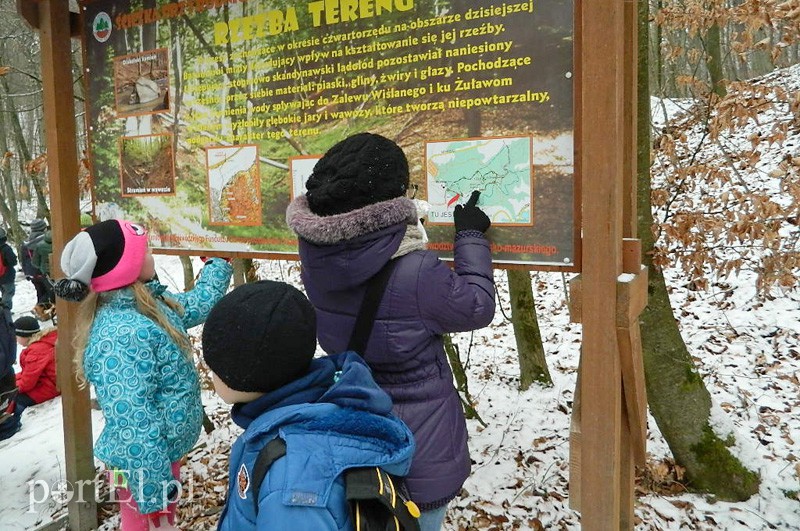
[15,329,60,404]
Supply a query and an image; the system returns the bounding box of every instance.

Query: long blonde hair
[72,282,190,388]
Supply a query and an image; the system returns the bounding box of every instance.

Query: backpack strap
[251,436,287,513]
[347,260,397,355]
[346,467,421,531]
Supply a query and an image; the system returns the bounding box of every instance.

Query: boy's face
[16,336,31,347]
[211,372,265,404]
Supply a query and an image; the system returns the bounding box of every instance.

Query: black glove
[453,190,490,233]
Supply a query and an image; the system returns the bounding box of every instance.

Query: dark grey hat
[202,281,317,393]
[30,219,47,232]
[305,133,409,216]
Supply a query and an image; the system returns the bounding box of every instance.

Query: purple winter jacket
[286,195,495,508]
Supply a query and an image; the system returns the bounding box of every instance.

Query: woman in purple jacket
[287,132,496,530]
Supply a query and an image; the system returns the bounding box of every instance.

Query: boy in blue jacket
[202,280,416,530]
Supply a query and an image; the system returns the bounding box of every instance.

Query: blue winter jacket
[287,195,495,508]
[218,352,415,531]
[84,258,232,514]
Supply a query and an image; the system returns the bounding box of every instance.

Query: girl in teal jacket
[54,219,232,531]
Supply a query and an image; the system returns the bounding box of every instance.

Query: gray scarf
[392,222,427,258]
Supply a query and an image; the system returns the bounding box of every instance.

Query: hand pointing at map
[454,190,491,234]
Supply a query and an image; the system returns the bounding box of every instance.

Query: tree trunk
[0,95,23,243]
[180,255,195,291]
[507,269,552,388]
[243,258,258,283]
[0,76,50,219]
[654,0,664,94]
[231,258,247,288]
[637,1,759,500]
[443,334,485,426]
[705,22,726,98]
[142,0,157,50]
[170,19,183,159]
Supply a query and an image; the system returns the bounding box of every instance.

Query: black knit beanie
[305,132,409,216]
[202,281,317,393]
[14,316,41,338]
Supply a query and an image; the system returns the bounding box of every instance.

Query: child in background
[32,229,56,318]
[0,228,18,311]
[0,308,17,434]
[54,219,232,531]
[21,219,52,311]
[201,280,415,530]
[287,133,495,530]
[0,316,59,441]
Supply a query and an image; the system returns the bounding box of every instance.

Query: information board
[81,0,577,267]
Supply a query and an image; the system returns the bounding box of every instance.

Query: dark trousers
[0,392,35,441]
[31,275,54,305]
[0,281,14,310]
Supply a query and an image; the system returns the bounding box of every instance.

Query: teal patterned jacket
[84,258,232,514]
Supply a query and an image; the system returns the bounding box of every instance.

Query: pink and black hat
[54,219,149,301]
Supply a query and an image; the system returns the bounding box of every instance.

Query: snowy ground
[1,253,798,530]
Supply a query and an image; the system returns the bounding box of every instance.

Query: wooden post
[622,0,639,239]
[38,0,98,529]
[579,0,625,529]
[620,2,642,527]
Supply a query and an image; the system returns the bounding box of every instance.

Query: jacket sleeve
[418,234,496,334]
[15,345,50,395]
[90,332,175,515]
[170,259,232,329]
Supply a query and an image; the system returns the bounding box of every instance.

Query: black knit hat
[202,281,317,393]
[14,316,41,337]
[306,132,409,216]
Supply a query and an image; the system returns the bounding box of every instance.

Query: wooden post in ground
[36,0,98,528]
[569,2,648,528]
[578,0,625,528]
[618,0,641,527]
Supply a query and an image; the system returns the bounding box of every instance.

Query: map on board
[425,136,534,226]
[206,145,261,225]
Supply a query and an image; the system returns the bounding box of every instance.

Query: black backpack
[250,260,420,530]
